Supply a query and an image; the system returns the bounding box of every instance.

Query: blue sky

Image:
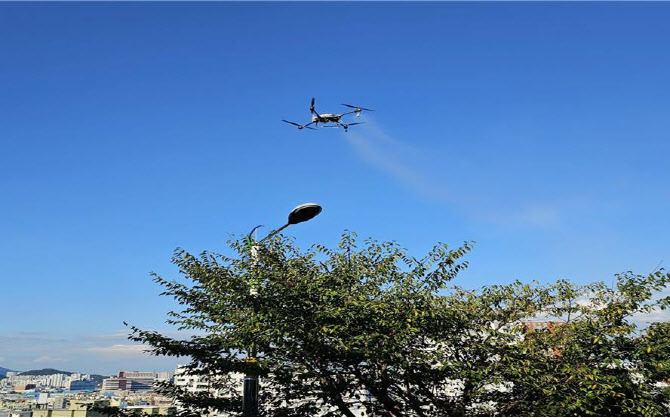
[1,2,669,375]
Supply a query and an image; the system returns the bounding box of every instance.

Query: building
[47,374,66,388]
[101,371,172,393]
[31,400,110,417]
[8,411,31,417]
[100,377,123,391]
[173,365,239,395]
[155,372,172,382]
[122,406,177,416]
[3,372,71,389]
[126,380,153,392]
[50,397,68,410]
[31,412,91,417]
[68,380,97,391]
[69,400,110,411]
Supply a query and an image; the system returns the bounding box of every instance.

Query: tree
[128,232,669,416]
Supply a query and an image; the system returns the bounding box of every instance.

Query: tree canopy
[128,232,669,416]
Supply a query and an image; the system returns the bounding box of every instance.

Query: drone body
[283,98,373,132]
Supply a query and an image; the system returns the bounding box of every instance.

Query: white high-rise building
[156,371,174,382]
[173,366,213,394]
[46,374,65,388]
[173,365,242,395]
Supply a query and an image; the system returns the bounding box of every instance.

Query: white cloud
[83,344,150,357]
[630,308,670,326]
[87,331,131,340]
[85,329,201,342]
[33,355,69,364]
[0,333,67,349]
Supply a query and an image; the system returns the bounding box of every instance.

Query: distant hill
[18,368,72,376]
[0,366,12,377]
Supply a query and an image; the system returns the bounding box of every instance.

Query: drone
[282,98,373,132]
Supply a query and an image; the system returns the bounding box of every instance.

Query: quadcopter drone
[282,98,373,132]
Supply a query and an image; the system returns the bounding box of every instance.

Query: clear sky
[1,2,668,375]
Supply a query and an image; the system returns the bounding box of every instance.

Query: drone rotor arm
[283,119,315,130]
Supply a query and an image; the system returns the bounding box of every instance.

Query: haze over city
[1,2,669,376]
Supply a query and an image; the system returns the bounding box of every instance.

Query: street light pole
[243,203,322,416]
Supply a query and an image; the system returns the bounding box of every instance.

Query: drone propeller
[310,97,320,116]
[341,121,366,132]
[282,120,315,130]
[341,104,374,111]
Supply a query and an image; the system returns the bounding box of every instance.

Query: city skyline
[2,2,669,373]
[0,367,181,416]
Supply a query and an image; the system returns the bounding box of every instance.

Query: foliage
[128,232,669,416]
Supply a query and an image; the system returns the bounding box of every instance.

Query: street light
[249,203,323,244]
[243,203,322,416]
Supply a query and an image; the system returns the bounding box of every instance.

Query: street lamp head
[288,203,322,225]
[254,203,322,244]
